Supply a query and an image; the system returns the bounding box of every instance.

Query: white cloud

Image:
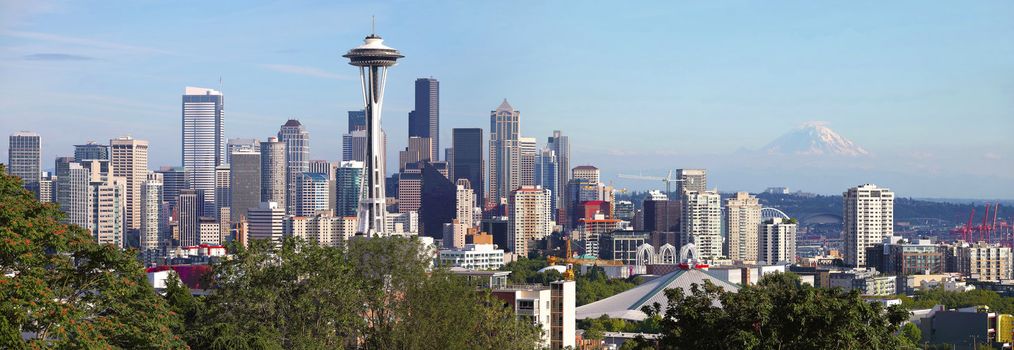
[259,63,350,80]
[0,30,174,55]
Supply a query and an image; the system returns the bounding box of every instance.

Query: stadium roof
[575,269,739,321]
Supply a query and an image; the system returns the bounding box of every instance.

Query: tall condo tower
[278,120,309,215]
[488,99,520,208]
[182,87,225,217]
[343,31,403,236]
[8,131,41,196]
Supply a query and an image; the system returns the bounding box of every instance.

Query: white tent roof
[575,269,739,321]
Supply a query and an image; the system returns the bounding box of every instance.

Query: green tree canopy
[625,272,909,350]
[0,164,186,348]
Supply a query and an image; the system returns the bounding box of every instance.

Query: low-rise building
[828,268,897,296]
[492,280,576,349]
[438,244,505,270]
[955,241,1013,282]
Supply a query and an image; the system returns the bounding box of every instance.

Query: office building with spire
[489,99,520,208]
[278,119,309,215]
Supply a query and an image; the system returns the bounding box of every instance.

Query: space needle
[343,27,403,237]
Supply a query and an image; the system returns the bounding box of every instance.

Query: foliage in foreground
[623,273,911,350]
[502,257,642,306]
[174,237,543,349]
[0,165,186,348]
[898,287,1014,314]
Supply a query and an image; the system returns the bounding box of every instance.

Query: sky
[1,1,1012,199]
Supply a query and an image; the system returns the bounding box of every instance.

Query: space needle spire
[343,27,403,236]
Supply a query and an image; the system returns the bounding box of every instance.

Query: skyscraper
[230,149,261,223]
[535,149,558,217]
[408,78,439,160]
[140,173,163,252]
[182,86,225,217]
[451,128,483,209]
[8,131,41,195]
[398,136,432,172]
[348,110,367,132]
[155,166,187,211]
[547,131,570,220]
[74,141,109,162]
[489,99,520,207]
[259,137,286,207]
[642,190,680,233]
[176,189,204,247]
[344,31,403,236]
[724,192,761,262]
[296,172,332,216]
[675,169,707,196]
[508,186,553,255]
[278,119,310,216]
[519,137,537,187]
[109,136,148,234]
[248,201,286,247]
[215,165,230,220]
[226,138,259,164]
[58,162,91,229]
[843,184,894,267]
[420,162,456,238]
[681,190,723,259]
[90,175,126,248]
[335,161,364,217]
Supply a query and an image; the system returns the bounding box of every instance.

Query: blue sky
[1,1,1013,198]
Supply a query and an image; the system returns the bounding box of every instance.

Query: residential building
[866,236,947,275]
[296,172,332,216]
[828,268,897,296]
[956,242,1012,282]
[199,218,220,245]
[140,173,163,252]
[260,137,286,207]
[843,184,895,267]
[492,280,576,349]
[90,174,127,248]
[182,87,225,217]
[547,131,570,222]
[508,186,554,255]
[439,244,505,270]
[58,162,91,229]
[519,137,537,187]
[577,216,622,257]
[759,217,798,265]
[278,119,310,215]
[38,173,55,203]
[675,169,707,195]
[177,189,204,247]
[571,165,600,183]
[681,190,723,259]
[724,192,761,262]
[285,213,357,247]
[247,202,286,247]
[599,231,649,264]
[386,211,419,235]
[535,149,558,217]
[8,131,41,196]
[336,161,364,217]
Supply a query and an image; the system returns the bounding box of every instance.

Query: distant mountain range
[761,122,869,157]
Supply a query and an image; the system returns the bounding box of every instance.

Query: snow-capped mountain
[761,122,870,156]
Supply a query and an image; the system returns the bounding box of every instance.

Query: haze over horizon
[1,1,1012,198]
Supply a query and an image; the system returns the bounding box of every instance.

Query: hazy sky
[1,1,1012,198]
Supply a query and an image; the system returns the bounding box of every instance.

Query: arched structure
[657,244,677,264]
[635,244,656,266]
[761,207,791,220]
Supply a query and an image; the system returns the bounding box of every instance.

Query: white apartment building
[724,192,761,262]
[439,244,505,270]
[509,186,554,255]
[843,184,894,267]
[682,190,723,259]
[957,242,1013,282]
[759,217,798,265]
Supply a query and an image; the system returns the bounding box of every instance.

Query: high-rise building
[572,165,600,183]
[398,166,423,214]
[519,137,537,187]
[248,201,286,246]
[58,162,91,229]
[348,110,366,132]
[398,136,432,172]
[420,162,456,238]
[456,179,476,229]
[278,119,310,216]
[74,141,109,162]
[409,78,439,160]
[109,136,148,233]
[547,131,570,222]
[724,192,761,262]
[344,32,402,236]
[336,161,364,217]
[8,131,41,195]
[176,189,204,247]
[643,190,680,233]
[286,213,357,247]
[675,169,707,196]
[508,186,553,255]
[54,156,74,177]
[225,138,259,164]
[155,166,187,211]
[215,165,230,220]
[229,149,261,223]
[759,217,797,265]
[681,190,723,259]
[140,173,163,252]
[956,242,1012,282]
[296,172,332,216]
[535,149,558,217]
[182,86,225,217]
[259,137,286,207]
[198,217,221,245]
[343,129,387,163]
[488,99,521,207]
[90,175,127,248]
[843,184,894,267]
[38,173,55,203]
[451,128,483,208]
[614,200,634,221]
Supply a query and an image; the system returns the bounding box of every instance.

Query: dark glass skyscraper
[451,128,483,208]
[408,78,439,160]
[348,110,366,132]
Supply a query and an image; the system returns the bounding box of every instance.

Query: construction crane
[618,170,692,196]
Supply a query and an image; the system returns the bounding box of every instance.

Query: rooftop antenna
[371,15,376,36]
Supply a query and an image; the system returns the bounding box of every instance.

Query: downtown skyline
[1,1,1013,198]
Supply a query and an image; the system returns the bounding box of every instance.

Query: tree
[625,272,910,349]
[0,164,186,348]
